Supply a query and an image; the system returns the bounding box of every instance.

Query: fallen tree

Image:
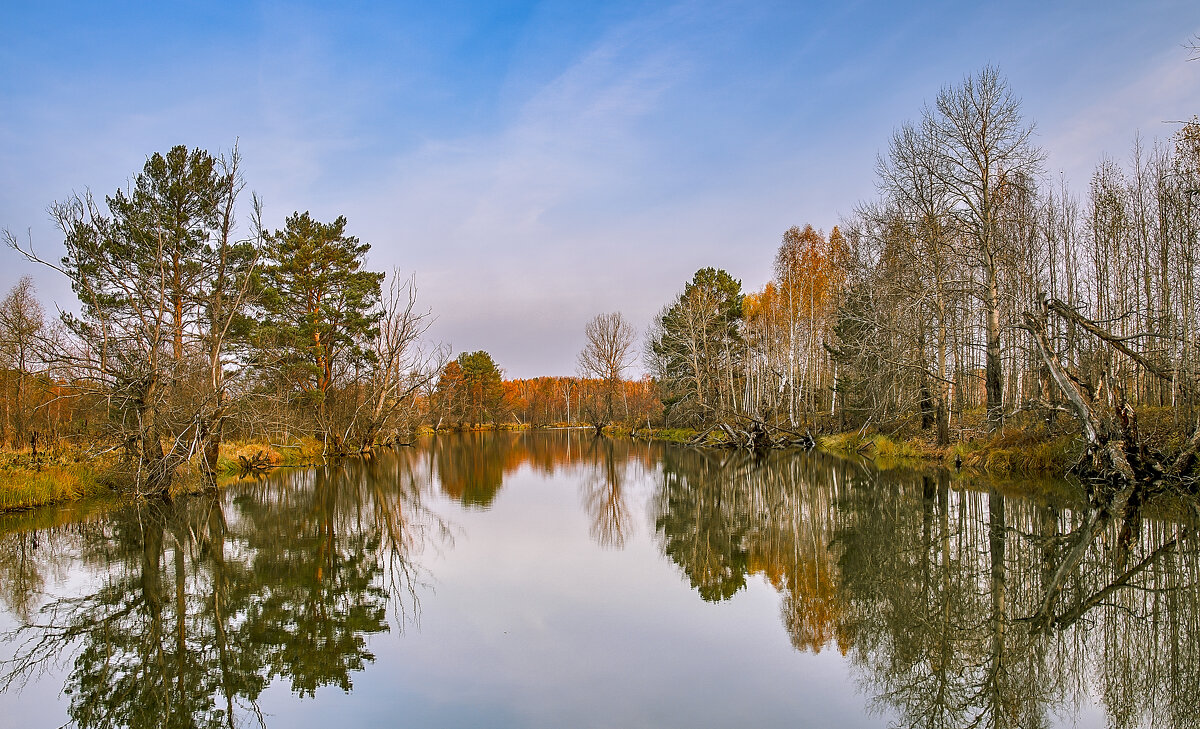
[1022,296,1200,630]
[1023,296,1199,497]
[687,411,817,450]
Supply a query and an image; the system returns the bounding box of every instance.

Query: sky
[1,1,1198,377]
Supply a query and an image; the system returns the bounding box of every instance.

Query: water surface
[1,431,1197,728]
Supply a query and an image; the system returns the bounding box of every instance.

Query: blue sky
[2,1,1198,376]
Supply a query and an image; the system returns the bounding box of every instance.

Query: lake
[1,430,1197,728]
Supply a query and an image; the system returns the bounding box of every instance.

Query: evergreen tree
[456,351,504,426]
[48,145,239,494]
[108,146,224,363]
[258,212,383,429]
[647,267,744,425]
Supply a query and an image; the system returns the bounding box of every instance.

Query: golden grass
[818,431,870,455]
[215,436,330,474]
[0,462,108,511]
[820,431,934,465]
[870,435,929,460]
[953,429,1077,476]
[0,435,338,512]
[819,423,1080,478]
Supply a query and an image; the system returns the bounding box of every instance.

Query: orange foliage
[748,537,853,656]
[775,224,843,322]
[500,375,661,427]
[743,281,778,324]
[431,430,655,506]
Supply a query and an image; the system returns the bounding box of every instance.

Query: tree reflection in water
[653,447,1200,728]
[0,453,444,728]
[577,436,651,549]
[2,435,1198,728]
[429,430,655,550]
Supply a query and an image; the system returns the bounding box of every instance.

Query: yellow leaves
[743,281,777,322]
[764,223,850,328]
[774,223,843,320]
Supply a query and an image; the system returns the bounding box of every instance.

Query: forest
[1,66,1199,506]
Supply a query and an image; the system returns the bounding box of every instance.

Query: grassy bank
[0,452,112,512]
[0,422,1111,513]
[212,437,329,474]
[819,428,1079,476]
[609,426,697,443]
[631,418,1084,478]
[0,437,337,513]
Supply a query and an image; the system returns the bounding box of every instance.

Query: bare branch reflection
[579,436,635,549]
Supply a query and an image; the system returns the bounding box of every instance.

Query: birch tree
[0,276,45,445]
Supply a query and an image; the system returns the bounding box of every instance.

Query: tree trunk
[139,383,172,497]
[985,264,1004,431]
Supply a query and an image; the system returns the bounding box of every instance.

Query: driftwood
[689,412,817,451]
[1023,301,1135,485]
[237,450,273,473]
[1021,296,1200,494]
[687,426,719,446]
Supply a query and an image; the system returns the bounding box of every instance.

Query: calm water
[1,431,1197,728]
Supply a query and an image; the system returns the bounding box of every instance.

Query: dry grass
[952,428,1078,476]
[820,431,935,466]
[871,435,929,460]
[0,435,336,512]
[820,421,1081,478]
[819,431,871,455]
[0,446,113,511]
[215,436,328,474]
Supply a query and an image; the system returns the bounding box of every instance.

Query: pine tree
[258,212,384,430]
[648,267,743,424]
[455,350,505,427]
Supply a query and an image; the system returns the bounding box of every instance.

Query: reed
[818,431,870,455]
[870,434,928,460]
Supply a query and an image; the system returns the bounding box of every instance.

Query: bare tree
[930,66,1044,430]
[559,376,576,425]
[0,276,45,445]
[197,146,263,477]
[577,312,637,434]
[345,270,443,449]
[873,117,970,444]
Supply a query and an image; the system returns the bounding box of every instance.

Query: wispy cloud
[4,1,1198,378]
[1041,36,1200,182]
[340,11,704,374]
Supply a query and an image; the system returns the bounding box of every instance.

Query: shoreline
[0,424,1089,514]
[635,425,1079,477]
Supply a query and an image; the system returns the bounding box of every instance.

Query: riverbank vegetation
[2,65,1199,510]
[637,68,1200,507]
